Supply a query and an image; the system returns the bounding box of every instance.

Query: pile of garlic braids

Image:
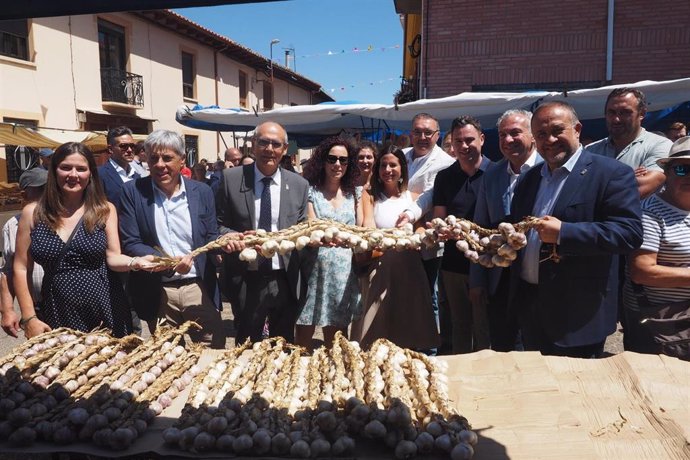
[165,332,477,459]
[0,323,203,450]
[151,216,539,269]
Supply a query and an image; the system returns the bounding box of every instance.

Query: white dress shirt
[253,166,284,271]
[152,178,197,281]
[109,158,138,182]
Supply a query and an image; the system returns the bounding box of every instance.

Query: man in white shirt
[396,113,455,343]
[98,126,141,208]
[216,122,309,343]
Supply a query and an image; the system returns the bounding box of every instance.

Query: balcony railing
[100,68,144,107]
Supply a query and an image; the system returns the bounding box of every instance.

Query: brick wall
[422,0,690,98]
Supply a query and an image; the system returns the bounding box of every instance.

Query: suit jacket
[99,160,138,209]
[469,154,543,295]
[118,176,220,321]
[509,150,643,346]
[216,164,309,302]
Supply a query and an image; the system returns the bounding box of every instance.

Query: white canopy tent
[176,78,690,147]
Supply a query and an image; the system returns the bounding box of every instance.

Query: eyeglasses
[326,155,349,165]
[411,129,439,138]
[256,138,286,150]
[671,164,690,177]
[117,143,137,151]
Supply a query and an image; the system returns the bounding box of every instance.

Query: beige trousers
[159,281,225,348]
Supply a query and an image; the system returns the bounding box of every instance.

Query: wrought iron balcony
[100,68,144,107]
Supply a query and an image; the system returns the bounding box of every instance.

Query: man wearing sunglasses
[216,122,309,343]
[99,126,141,208]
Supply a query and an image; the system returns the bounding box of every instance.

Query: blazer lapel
[240,165,256,229]
[278,168,289,229]
[513,167,541,220]
[551,151,593,218]
[185,178,201,247]
[142,178,161,249]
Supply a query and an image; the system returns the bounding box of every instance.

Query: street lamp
[269,38,280,80]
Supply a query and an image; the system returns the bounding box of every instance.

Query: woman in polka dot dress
[13,142,158,338]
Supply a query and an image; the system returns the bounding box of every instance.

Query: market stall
[0,328,687,459]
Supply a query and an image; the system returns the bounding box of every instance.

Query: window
[181,51,195,99]
[3,117,38,183]
[98,19,126,71]
[184,135,199,167]
[263,81,273,111]
[239,70,248,108]
[0,19,29,60]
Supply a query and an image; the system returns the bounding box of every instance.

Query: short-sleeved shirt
[433,157,491,273]
[586,128,671,172]
[623,194,690,309]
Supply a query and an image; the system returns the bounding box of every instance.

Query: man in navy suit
[469,109,541,351]
[216,122,309,343]
[99,126,140,208]
[510,101,643,358]
[119,129,224,348]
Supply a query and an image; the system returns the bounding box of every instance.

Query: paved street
[0,300,623,357]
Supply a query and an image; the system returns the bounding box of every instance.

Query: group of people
[0,87,688,360]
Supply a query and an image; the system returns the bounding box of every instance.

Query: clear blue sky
[175,0,403,104]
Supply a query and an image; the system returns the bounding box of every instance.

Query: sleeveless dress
[30,220,132,337]
[296,187,362,328]
[350,191,439,350]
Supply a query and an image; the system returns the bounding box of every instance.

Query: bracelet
[128,257,139,271]
[19,315,38,329]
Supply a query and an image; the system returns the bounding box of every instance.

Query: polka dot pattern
[30,221,132,337]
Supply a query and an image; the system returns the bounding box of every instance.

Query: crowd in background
[0,87,688,360]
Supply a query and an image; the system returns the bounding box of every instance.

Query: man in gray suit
[469,109,541,351]
[216,122,309,343]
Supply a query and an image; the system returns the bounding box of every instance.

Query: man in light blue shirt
[510,101,642,359]
[119,129,224,348]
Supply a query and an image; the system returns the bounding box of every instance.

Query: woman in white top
[351,145,439,350]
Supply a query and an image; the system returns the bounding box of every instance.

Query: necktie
[258,177,272,271]
[259,177,272,231]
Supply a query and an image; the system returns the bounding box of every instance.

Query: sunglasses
[256,138,286,150]
[671,164,690,177]
[326,154,349,165]
[117,143,137,151]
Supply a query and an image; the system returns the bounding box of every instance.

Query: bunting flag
[325,76,401,94]
[300,44,400,59]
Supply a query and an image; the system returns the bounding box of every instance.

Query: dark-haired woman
[351,145,439,350]
[14,142,155,338]
[295,136,364,349]
[355,140,378,190]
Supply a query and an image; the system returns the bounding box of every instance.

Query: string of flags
[300,44,401,59]
[325,76,401,94]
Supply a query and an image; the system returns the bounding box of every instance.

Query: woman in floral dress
[295,136,364,349]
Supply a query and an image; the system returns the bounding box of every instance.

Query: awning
[176,78,690,147]
[0,123,147,158]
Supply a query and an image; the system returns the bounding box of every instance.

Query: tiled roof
[133,9,334,103]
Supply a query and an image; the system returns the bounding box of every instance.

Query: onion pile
[0,323,202,450]
[165,333,477,458]
[151,215,539,270]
